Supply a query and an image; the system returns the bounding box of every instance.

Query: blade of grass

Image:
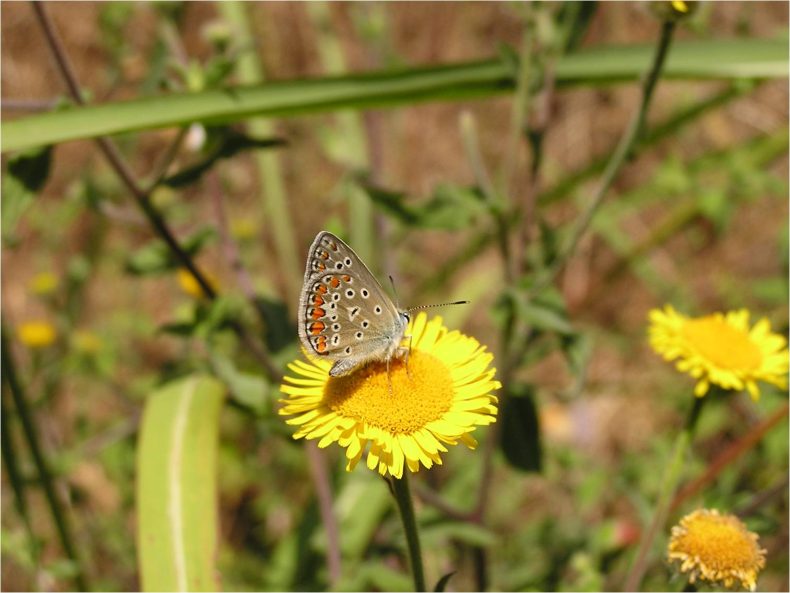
[3,37,786,153]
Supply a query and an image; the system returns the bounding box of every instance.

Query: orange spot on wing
[310,321,325,335]
[315,335,328,353]
[330,277,340,288]
[342,274,351,282]
[320,251,329,260]
[316,285,327,294]
[312,294,324,306]
[311,307,326,319]
[317,262,326,271]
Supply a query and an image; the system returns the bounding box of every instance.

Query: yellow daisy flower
[648,305,788,400]
[16,321,57,348]
[668,508,766,592]
[279,313,500,479]
[176,267,219,299]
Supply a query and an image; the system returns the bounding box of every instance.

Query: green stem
[1,329,88,591]
[532,20,678,296]
[0,390,40,567]
[390,473,426,592]
[624,395,705,591]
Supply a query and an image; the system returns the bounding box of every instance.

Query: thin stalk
[1,330,88,591]
[624,394,705,592]
[1,392,40,567]
[460,111,514,285]
[532,20,678,297]
[670,400,789,515]
[390,473,426,592]
[32,1,281,381]
[31,2,215,300]
[304,443,342,585]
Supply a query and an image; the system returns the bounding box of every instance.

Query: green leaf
[4,37,785,153]
[363,182,486,230]
[6,145,53,192]
[136,374,226,592]
[2,146,53,241]
[498,285,574,336]
[335,473,392,562]
[125,227,217,275]
[434,571,456,592]
[209,351,269,415]
[560,332,592,380]
[162,127,286,188]
[500,383,542,473]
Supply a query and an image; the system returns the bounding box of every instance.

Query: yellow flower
[668,508,766,591]
[177,268,218,299]
[29,272,58,296]
[17,321,57,348]
[72,330,103,354]
[279,313,500,479]
[648,305,788,400]
[229,218,258,241]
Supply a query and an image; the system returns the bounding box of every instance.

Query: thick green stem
[1,329,88,591]
[391,473,426,592]
[624,395,705,591]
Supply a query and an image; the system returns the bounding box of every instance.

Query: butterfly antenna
[390,275,469,312]
[407,300,469,312]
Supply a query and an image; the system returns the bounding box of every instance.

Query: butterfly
[298,231,412,377]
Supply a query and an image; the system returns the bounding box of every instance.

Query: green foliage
[2,146,52,243]
[162,127,286,188]
[2,4,787,592]
[499,383,543,473]
[125,227,217,275]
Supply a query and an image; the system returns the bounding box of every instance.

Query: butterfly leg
[386,356,394,397]
[403,333,413,381]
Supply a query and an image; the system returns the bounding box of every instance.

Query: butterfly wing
[298,231,406,373]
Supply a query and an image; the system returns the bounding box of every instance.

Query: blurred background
[2,2,788,591]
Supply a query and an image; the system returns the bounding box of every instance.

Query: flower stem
[624,395,706,591]
[391,473,427,592]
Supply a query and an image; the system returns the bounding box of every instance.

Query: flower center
[682,316,762,370]
[680,516,761,571]
[323,350,454,435]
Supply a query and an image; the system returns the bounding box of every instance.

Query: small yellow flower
[29,272,58,296]
[17,321,57,348]
[72,330,103,354]
[279,313,500,479]
[229,218,258,241]
[648,305,788,400]
[649,1,698,21]
[668,508,766,591]
[177,268,219,299]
